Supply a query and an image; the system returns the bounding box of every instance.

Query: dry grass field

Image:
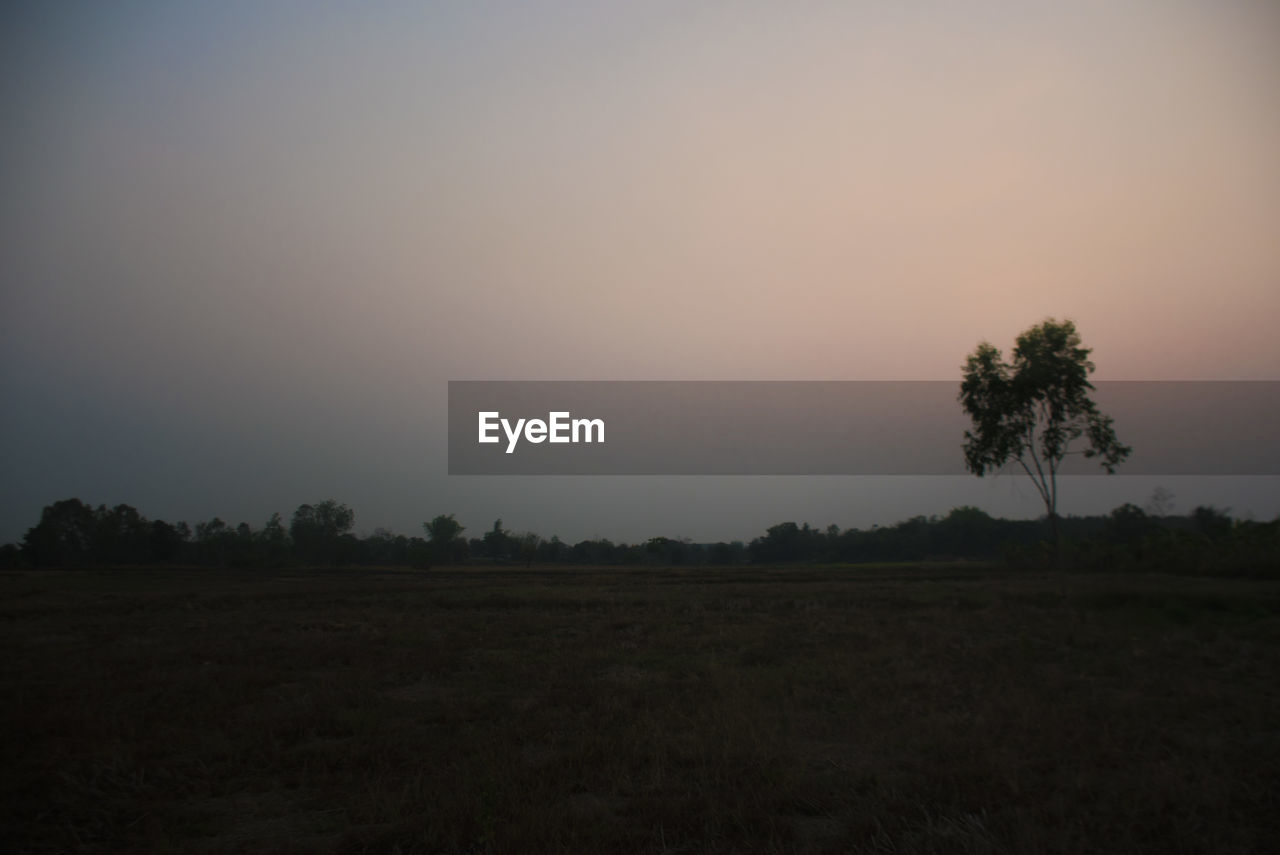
[2,564,1278,853]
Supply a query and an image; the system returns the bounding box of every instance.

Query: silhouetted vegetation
[7,498,428,570]
[4,497,1276,577]
[423,513,468,566]
[960,318,1130,555]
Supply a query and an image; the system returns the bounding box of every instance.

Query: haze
[3,1,1278,543]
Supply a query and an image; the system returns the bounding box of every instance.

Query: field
[2,565,1278,854]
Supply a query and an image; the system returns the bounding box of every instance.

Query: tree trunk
[1048,511,1062,569]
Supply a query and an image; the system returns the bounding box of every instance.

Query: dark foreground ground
[2,565,1278,854]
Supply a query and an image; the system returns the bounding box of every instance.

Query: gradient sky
[3,0,1279,544]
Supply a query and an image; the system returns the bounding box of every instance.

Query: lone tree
[959,318,1130,554]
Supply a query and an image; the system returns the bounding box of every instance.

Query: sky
[3,0,1279,545]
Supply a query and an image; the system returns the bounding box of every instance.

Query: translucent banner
[448,381,1279,475]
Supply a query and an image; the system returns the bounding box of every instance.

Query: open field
[2,565,1278,854]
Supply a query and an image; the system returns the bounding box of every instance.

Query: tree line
[1,496,1275,576]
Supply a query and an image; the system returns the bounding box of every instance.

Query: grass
[2,564,1278,853]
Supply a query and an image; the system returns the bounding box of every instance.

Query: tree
[482,518,512,562]
[94,503,151,564]
[518,532,542,567]
[1191,505,1232,541]
[22,498,98,566]
[1145,486,1176,518]
[290,500,355,565]
[423,514,466,566]
[260,512,290,566]
[936,506,999,558]
[1104,503,1158,546]
[539,534,565,563]
[193,517,233,565]
[959,319,1130,555]
[149,519,185,563]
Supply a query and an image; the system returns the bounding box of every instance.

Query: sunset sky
[3,1,1278,544]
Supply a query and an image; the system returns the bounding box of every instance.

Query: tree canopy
[424,514,467,565]
[5,493,1275,577]
[290,500,355,565]
[959,319,1131,548]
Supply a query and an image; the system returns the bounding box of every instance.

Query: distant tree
[1145,486,1176,518]
[365,527,407,565]
[1191,505,1232,541]
[749,521,800,563]
[149,519,185,563]
[482,519,511,562]
[259,512,290,566]
[194,517,229,543]
[570,537,617,564]
[333,533,364,566]
[1104,503,1158,547]
[423,514,466,565]
[538,534,565,563]
[93,503,151,564]
[193,517,232,565]
[517,532,542,567]
[0,542,22,568]
[893,516,932,561]
[936,506,999,558]
[709,541,736,565]
[290,500,355,565]
[960,319,1131,556]
[645,536,690,566]
[23,498,98,566]
[748,521,829,564]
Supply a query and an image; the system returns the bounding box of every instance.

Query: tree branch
[1023,420,1051,514]
[1016,455,1052,514]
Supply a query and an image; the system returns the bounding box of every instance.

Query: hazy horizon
[4,1,1278,546]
